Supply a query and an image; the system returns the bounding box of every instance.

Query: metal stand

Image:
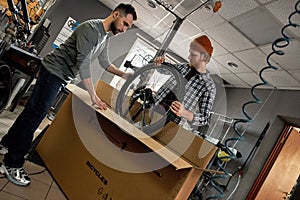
[1,45,41,111]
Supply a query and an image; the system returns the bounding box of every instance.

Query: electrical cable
[223,122,270,200]
[225,169,242,200]
[206,1,300,199]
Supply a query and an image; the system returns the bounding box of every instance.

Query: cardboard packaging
[37,81,216,200]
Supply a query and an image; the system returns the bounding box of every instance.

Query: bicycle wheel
[116,63,185,136]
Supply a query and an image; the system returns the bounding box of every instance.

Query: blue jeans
[1,66,66,167]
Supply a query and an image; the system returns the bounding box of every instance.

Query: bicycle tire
[116,63,185,136]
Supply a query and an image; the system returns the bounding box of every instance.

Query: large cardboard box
[37,81,216,200]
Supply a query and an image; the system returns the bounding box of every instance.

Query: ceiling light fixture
[157,0,174,10]
[147,0,157,9]
[227,61,238,68]
[147,0,174,10]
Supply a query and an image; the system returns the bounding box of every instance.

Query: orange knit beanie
[190,35,213,56]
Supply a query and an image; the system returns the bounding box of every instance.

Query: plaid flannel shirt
[154,63,216,130]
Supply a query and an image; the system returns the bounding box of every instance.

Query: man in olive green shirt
[0,3,137,186]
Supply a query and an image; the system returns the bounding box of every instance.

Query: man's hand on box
[91,94,107,110]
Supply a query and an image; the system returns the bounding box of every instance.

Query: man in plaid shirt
[154,35,216,133]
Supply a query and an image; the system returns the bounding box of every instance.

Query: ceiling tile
[265,0,300,38]
[218,0,259,20]
[207,59,232,75]
[210,40,229,57]
[140,25,174,45]
[257,0,274,4]
[288,70,300,83]
[187,8,225,30]
[230,7,286,45]
[206,22,256,52]
[233,48,281,72]
[220,73,249,87]
[214,54,253,73]
[265,0,299,24]
[142,28,161,41]
[152,28,169,44]
[144,8,175,27]
[171,0,210,18]
[136,0,172,20]
[152,14,176,30]
[171,32,192,46]
[153,14,175,28]
[169,36,190,58]
[262,70,300,87]
[168,42,188,60]
[259,40,300,70]
[178,20,202,39]
[132,1,161,28]
[134,22,169,42]
[113,0,131,3]
[235,72,261,86]
[235,72,273,89]
[134,20,152,31]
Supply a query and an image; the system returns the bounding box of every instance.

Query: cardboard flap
[66,84,193,170]
[93,81,216,168]
[154,122,216,168]
[94,80,119,109]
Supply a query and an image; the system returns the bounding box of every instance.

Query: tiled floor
[0,106,67,200]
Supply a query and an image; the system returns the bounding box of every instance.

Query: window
[110,34,180,90]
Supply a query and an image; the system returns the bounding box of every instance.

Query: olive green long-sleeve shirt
[42,19,111,82]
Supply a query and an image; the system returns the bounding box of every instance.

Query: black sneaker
[0,164,31,186]
[0,144,8,155]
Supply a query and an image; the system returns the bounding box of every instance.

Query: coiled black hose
[207,1,300,199]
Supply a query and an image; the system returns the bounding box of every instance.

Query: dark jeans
[1,66,66,168]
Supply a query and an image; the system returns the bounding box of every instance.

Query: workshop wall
[39,0,115,84]
[40,0,109,56]
[224,87,300,199]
